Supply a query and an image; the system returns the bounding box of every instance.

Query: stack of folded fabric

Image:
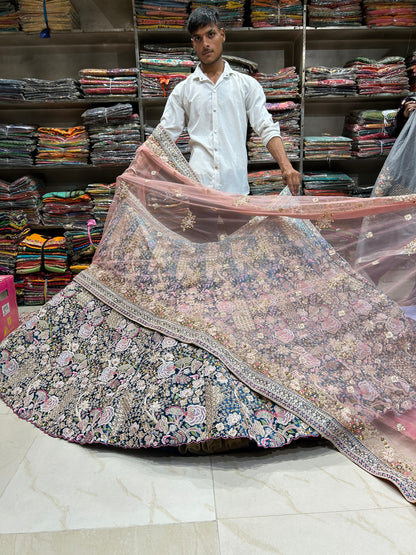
[303,136,352,159]
[140,45,195,97]
[0,79,25,101]
[65,223,104,274]
[406,51,416,93]
[43,235,68,273]
[0,211,29,275]
[248,169,284,195]
[0,124,37,166]
[16,232,46,275]
[343,109,396,157]
[82,103,142,166]
[191,0,245,27]
[85,182,116,224]
[250,0,303,27]
[362,0,416,26]
[36,126,89,165]
[308,0,363,26]
[252,67,299,98]
[0,0,20,31]
[19,0,80,32]
[41,190,94,227]
[18,272,73,305]
[302,171,356,196]
[0,175,43,224]
[344,56,409,96]
[135,0,189,28]
[247,101,301,161]
[23,78,81,101]
[305,66,358,96]
[79,68,138,99]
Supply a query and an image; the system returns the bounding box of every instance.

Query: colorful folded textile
[79,68,138,99]
[18,271,73,305]
[0,210,29,275]
[0,175,43,224]
[248,169,284,195]
[0,0,19,31]
[305,66,358,96]
[16,232,47,274]
[191,1,245,27]
[406,51,416,93]
[302,171,356,196]
[248,101,301,161]
[81,103,141,166]
[41,190,94,227]
[36,126,89,165]
[308,0,363,26]
[135,0,189,29]
[343,109,397,157]
[344,56,409,96]
[65,223,104,271]
[85,182,116,224]
[0,124,37,167]
[250,0,303,27]
[252,67,299,98]
[19,0,80,32]
[362,0,416,27]
[43,235,68,273]
[303,135,352,159]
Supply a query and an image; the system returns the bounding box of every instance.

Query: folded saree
[2,125,416,502]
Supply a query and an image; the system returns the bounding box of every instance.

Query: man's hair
[187,6,221,35]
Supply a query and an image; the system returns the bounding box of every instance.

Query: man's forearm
[266,136,301,194]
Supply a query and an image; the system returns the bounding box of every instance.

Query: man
[160,6,301,195]
[387,96,416,138]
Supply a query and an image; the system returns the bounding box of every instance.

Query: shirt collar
[192,60,233,82]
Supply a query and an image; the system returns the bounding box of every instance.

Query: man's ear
[220,28,226,42]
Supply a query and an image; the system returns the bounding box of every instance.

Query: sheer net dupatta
[76,124,416,502]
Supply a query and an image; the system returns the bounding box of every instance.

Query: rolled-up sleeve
[245,78,280,147]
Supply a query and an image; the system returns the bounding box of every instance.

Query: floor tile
[0,426,216,534]
[217,506,416,555]
[0,521,220,555]
[211,439,408,519]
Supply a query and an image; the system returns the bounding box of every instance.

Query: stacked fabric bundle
[0,211,29,275]
[0,0,20,31]
[343,109,396,157]
[344,56,409,96]
[252,67,299,98]
[250,0,303,27]
[79,68,138,99]
[36,126,89,165]
[302,171,356,196]
[362,0,416,26]
[135,0,189,28]
[82,103,141,166]
[24,78,81,101]
[406,51,416,93]
[0,124,37,166]
[248,169,284,195]
[303,136,352,159]
[18,272,73,305]
[85,182,116,224]
[41,190,94,227]
[15,233,46,274]
[308,0,363,26]
[43,236,68,273]
[305,66,357,96]
[19,0,80,32]
[191,1,245,27]
[247,101,301,161]
[65,224,104,274]
[0,79,25,101]
[140,45,195,98]
[0,175,43,224]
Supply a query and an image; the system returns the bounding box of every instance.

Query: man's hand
[404,100,416,119]
[282,166,301,196]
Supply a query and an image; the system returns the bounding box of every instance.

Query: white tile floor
[0,309,416,554]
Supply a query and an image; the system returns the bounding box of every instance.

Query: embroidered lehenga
[1,125,416,502]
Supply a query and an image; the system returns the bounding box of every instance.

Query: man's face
[191,24,225,66]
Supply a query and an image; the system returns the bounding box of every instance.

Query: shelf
[0,97,139,109]
[305,25,416,41]
[0,29,135,47]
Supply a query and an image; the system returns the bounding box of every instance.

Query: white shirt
[160,61,281,194]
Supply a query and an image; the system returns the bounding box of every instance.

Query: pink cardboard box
[0,275,19,341]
